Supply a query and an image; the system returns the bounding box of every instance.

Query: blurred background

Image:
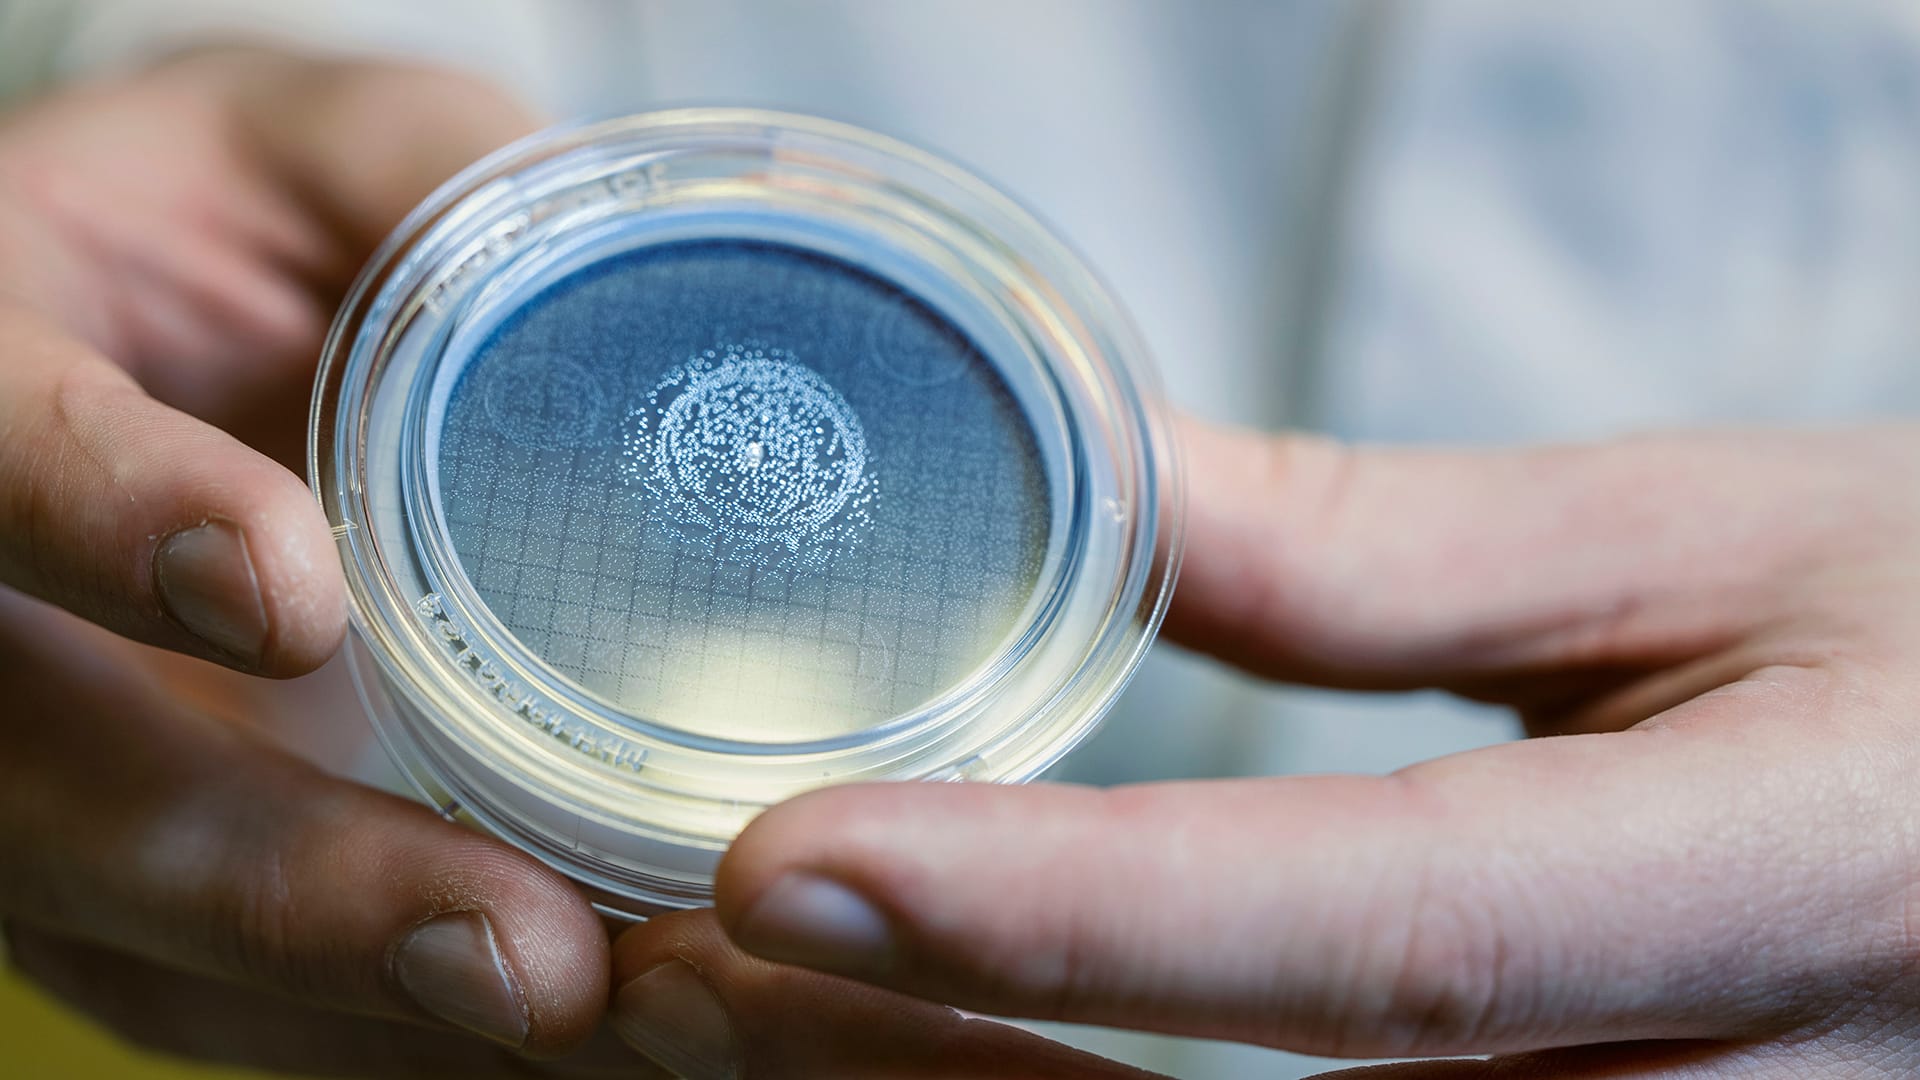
[7,0,1920,1076]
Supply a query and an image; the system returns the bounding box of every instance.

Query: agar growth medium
[436,240,1051,742]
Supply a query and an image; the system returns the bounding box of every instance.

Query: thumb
[0,303,342,673]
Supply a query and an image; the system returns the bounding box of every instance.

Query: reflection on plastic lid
[309,110,1181,916]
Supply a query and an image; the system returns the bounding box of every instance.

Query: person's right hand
[685,421,1920,1078]
[0,47,636,1076]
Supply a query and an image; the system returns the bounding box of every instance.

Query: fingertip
[713,783,900,933]
[716,782,1096,918]
[0,324,345,675]
[608,912,748,1080]
[208,769,610,1057]
[144,435,344,678]
[714,782,1100,977]
[447,843,612,1058]
[340,822,611,1058]
[609,909,718,985]
[223,462,346,676]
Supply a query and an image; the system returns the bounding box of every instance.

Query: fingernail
[731,874,894,974]
[154,520,267,666]
[392,911,529,1048]
[611,959,739,1080]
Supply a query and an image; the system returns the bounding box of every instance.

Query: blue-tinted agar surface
[434,240,1051,741]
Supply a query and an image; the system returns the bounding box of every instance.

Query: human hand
[661,422,1920,1077]
[0,48,632,1075]
[0,48,1203,1079]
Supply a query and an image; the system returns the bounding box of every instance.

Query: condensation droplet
[865,301,969,387]
[481,353,606,448]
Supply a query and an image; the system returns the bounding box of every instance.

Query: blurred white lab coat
[7,1,1920,1075]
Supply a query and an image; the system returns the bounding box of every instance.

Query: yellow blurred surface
[0,966,270,1080]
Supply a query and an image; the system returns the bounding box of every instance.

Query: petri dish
[309,109,1181,916]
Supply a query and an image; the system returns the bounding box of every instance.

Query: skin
[0,47,616,1074]
[5,43,1917,1080]
[714,426,1920,1077]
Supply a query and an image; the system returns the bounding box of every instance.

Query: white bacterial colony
[622,343,878,569]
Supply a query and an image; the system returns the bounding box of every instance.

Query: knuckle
[158,774,341,999]
[1261,433,1356,556]
[288,57,535,163]
[1382,899,1505,1052]
[990,891,1103,1021]
[911,794,1129,1020]
[1360,860,1530,1056]
[1,359,141,602]
[214,834,306,993]
[1237,433,1363,645]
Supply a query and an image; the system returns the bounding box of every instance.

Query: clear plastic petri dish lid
[309,109,1182,916]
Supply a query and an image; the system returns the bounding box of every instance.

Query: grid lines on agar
[434,239,1049,738]
[443,425,1033,727]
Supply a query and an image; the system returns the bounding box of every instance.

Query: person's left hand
[0,46,637,1076]
[0,47,1176,1079]
[635,420,1920,1078]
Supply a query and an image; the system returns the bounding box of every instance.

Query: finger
[0,595,609,1056]
[1166,421,1908,694]
[7,925,657,1079]
[0,304,343,673]
[84,221,328,472]
[229,49,545,256]
[609,909,1168,1080]
[716,677,1914,1059]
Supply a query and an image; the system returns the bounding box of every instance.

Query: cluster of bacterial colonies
[622,343,877,570]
